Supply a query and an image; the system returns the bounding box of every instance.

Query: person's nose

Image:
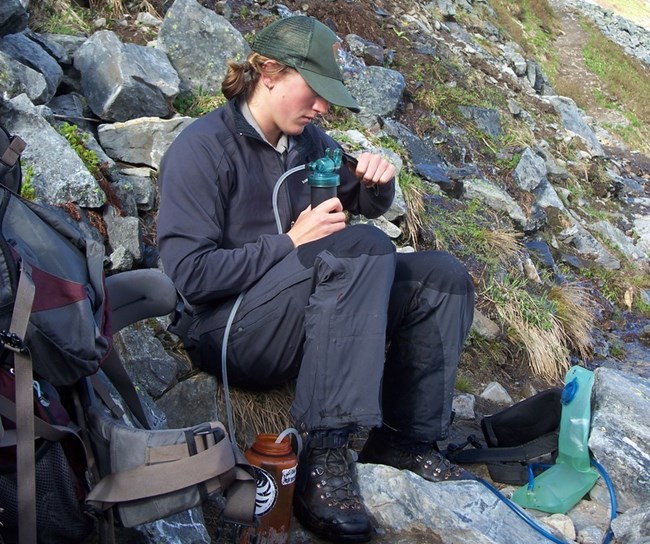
[313,96,330,114]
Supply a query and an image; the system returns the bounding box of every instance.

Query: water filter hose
[222,164,308,445]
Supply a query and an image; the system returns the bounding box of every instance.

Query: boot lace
[313,448,362,509]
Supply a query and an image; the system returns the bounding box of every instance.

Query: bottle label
[252,466,278,516]
[281,465,296,486]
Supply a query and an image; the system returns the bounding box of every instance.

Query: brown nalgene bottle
[240,433,298,544]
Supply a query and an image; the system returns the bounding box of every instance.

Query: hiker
[157,15,475,543]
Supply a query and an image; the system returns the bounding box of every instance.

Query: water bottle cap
[251,433,293,456]
[308,148,342,188]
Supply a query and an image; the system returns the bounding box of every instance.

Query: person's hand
[353,152,395,188]
[287,198,346,247]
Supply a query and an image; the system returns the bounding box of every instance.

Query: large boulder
[156,0,249,96]
[74,30,180,122]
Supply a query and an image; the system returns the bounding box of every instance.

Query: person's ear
[260,60,283,89]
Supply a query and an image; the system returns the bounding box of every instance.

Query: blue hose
[527,463,554,491]
[478,458,617,544]
[591,459,617,544]
[478,478,569,544]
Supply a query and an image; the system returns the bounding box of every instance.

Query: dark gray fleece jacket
[157,99,395,307]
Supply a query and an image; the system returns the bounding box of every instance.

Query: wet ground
[588,312,650,380]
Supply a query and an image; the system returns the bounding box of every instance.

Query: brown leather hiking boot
[294,446,373,543]
[358,431,475,483]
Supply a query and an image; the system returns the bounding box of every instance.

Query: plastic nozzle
[308,148,342,207]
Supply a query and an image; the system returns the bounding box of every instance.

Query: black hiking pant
[186,224,475,441]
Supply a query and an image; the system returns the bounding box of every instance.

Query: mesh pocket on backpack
[0,441,93,544]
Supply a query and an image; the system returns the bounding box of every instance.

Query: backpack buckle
[1,135,26,168]
[0,330,28,353]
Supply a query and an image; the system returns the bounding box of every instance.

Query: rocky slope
[1,0,650,542]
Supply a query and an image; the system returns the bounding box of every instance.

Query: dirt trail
[547,0,650,178]
[549,1,629,139]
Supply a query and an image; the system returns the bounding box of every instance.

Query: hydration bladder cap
[561,377,578,405]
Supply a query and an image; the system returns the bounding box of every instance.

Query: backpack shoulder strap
[98,269,182,429]
[3,264,38,544]
[0,393,80,446]
[450,432,559,465]
[99,349,151,429]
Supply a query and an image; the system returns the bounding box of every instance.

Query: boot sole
[293,496,373,543]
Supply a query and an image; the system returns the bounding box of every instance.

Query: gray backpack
[0,126,255,544]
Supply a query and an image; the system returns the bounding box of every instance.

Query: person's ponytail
[222,52,287,100]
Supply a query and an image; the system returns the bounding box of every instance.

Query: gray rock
[115,322,184,400]
[557,220,621,270]
[156,373,221,429]
[0,94,106,207]
[480,382,513,404]
[47,92,98,134]
[526,59,546,93]
[533,178,567,215]
[0,0,28,37]
[349,215,402,239]
[157,0,249,96]
[346,34,385,66]
[0,49,48,103]
[534,141,569,181]
[513,147,547,191]
[416,162,451,186]
[74,30,180,122]
[463,178,529,229]
[25,28,69,65]
[634,215,650,256]
[452,393,476,420]
[98,116,194,169]
[128,509,210,544]
[502,42,527,76]
[358,464,555,543]
[0,31,63,103]
[383,119,455,193]
[471,308,501,340]
[545,95,605,157]
[104,205,144,271]
[589,368,650,512]
[114,167,157,212]
[458,106,502,140]
[569,500,610,544]
[42,33,87,60]
[611,503,650,544]
[589,220,648,264]
[110,178,139,217]
[346,66,405,125]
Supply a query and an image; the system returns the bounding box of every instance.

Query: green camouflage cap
[252,16,361,112]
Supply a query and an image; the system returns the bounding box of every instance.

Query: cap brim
[298,68,361,113]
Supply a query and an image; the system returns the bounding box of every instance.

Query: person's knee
[398,251,474,295]
[335,224,395,258]
[298,224,395,265]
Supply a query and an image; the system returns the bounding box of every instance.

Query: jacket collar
[227,98,319,168]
